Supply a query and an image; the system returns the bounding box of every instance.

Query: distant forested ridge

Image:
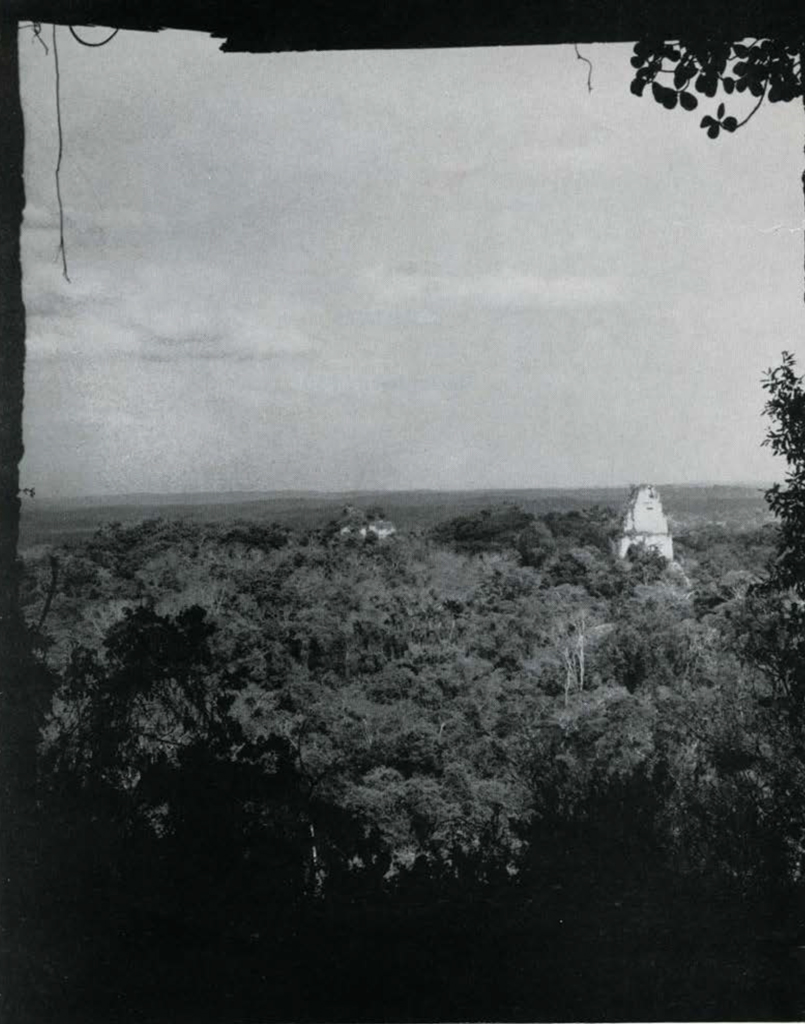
[19,482,772,550]
[15,499,804,1021]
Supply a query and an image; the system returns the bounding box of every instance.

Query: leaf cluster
[630,38,802,138]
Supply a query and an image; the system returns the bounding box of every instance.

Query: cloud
[27,306,324,364]
[23,240,325,363]
[363,266,625,309]
[23,204,59,233]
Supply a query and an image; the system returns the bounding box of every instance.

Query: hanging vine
[19,21,121,284]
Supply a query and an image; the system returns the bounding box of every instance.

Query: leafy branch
[630,38,802,138]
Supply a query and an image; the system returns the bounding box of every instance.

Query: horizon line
[28,480,775,505]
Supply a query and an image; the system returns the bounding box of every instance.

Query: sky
[16,28,805,497]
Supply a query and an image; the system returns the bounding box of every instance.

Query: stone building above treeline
[615,484,674,562]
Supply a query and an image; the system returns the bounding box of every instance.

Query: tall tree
[0,19,43,1020]
[761,351,805,597]
[742,353,805,736]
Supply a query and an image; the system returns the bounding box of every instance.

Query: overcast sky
[17,29,804,496]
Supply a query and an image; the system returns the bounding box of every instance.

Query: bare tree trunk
[569,612,586,694]
[0,21,24,626]
[0,17,38,1019]
[309,820,324,897]
[0,16,28,759]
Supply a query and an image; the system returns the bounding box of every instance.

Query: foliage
[16,496,805,1020]
[516,518,556,567]
[22,511,786,877]
[430,503,534,554]
[762,352,805,598]
[630,38,802,138]
[540,505,618,554]
[733,354,805,737]
[625,543,668,584]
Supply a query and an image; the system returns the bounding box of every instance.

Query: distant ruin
[339,505,397,541]
[616,484,673,561]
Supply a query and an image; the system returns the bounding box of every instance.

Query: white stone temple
[616,484,673,561]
